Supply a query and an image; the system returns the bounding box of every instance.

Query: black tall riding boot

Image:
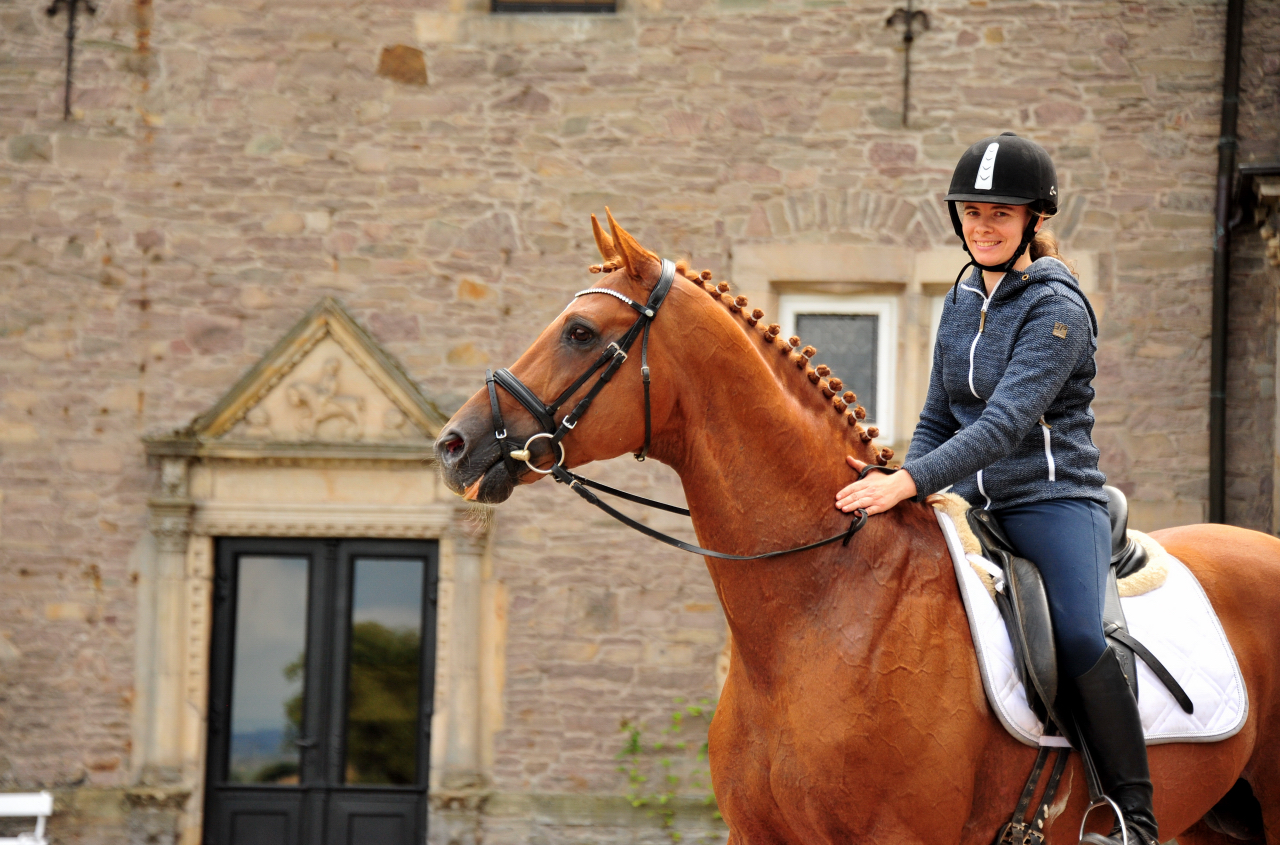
[1073,649,1161,845]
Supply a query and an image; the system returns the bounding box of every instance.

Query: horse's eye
[567,326,595,344]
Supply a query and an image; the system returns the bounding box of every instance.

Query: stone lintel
[191,502,458,538]
[143,436,437,464]
[51,788,721,826]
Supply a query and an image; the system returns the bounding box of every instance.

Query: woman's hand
[835,456,918,515]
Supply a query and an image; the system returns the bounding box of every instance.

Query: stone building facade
[1,0,1278,842]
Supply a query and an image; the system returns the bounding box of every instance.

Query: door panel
[325,792,422,845]
[206,539,437,845]
[231,812,289,845]
[213,790,304,845]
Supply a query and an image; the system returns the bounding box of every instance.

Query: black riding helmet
[945,132,1058,296]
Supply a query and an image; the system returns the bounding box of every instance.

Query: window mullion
[325,543,355,787]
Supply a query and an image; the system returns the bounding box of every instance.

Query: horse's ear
[591,214,619,262]
[606,207,661,283]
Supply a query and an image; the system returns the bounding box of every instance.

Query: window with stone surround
[779,294,900,443]
[731,244,992,455]
[491,0,615,12]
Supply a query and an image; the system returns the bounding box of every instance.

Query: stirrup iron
[1079,796,1128,845]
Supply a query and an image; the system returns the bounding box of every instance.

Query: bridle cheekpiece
[485,258,677,479]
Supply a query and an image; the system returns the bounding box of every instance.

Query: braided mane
[588,257,896,468]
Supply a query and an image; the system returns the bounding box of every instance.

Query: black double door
[204,538,438,845]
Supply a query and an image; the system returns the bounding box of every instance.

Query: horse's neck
[649,301,929,676]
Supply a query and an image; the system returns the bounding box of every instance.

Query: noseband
[481,256,875,561]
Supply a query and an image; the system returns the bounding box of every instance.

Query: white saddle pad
[934,509,1248,747]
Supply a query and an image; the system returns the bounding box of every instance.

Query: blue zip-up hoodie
[903,256,1108,510]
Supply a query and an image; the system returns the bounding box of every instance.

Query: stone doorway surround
[138,299,503,844]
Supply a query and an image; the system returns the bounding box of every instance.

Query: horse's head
[436,211,682,504]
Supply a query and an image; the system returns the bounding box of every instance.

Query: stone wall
[1,0,1277,841]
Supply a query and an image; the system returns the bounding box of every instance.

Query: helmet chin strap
[950,216,1040,302]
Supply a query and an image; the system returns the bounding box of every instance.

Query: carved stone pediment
[227,339,408,443]
[146,298,448,461]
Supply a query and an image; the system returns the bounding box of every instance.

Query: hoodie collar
[960,257,1076,303]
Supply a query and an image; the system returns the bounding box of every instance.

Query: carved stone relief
[229,338,427,443]
[286,357,366,439]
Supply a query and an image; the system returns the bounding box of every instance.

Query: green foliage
[616,697,721,843]
[344,620,422,784]
[282,620,421,785]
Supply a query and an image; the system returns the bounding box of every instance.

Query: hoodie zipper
[960,280,1000,401]
[961,271,1055,500]
[962,278,1000,508]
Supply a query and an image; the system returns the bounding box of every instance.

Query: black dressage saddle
[965,486,1192,739]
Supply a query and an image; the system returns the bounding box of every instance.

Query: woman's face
[961,202,1035,266]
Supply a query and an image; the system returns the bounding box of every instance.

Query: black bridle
[483,257,874,561]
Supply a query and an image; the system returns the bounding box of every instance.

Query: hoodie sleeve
[901,291,1093,498]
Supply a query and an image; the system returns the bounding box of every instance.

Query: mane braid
[691,271,892,467]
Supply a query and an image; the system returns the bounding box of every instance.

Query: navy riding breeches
[991,497,1111,678]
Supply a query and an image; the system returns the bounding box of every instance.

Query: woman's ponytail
[1029,226,1078,277]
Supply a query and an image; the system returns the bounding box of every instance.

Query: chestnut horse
[435,212,1280,845]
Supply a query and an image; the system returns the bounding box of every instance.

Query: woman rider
[834,132,1159,845]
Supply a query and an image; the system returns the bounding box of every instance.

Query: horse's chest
[713,622,984,841]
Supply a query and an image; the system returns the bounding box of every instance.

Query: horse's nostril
[439,433,466,460]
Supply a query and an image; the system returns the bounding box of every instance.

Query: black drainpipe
[1208,0,1246,524]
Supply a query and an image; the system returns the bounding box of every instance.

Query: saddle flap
[966,509,1059,724]
[1006,556,1059,718]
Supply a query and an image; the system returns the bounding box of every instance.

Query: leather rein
[483,257,873,561]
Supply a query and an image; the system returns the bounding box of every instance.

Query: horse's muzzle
[434,419,519,504]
